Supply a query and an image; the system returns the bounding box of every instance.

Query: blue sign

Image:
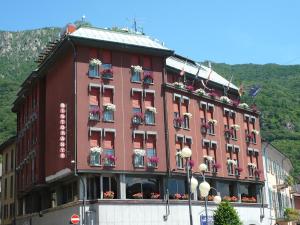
[200,215,214,225]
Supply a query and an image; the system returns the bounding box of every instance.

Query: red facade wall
[165,84,263,181]
[44,50,75,177]
[76,46,167,172]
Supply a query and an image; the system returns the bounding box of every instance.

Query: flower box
[143,71,153,84]
[89,58,102,66]
[220,96,232,104]
[183,112,192,119]
[223,196,238,202]
[241,196,257,203]
[224,128,233,139]
[239,103,249,109]
[103,155,116,167]
[195,88,206,96]
[201,123,210,134]
[132,112,144,125]
[173,117,184,127]
[173,82,184,89]
[103,103,116,111]
[147,156,159,168]
[185,85,194,92]
[212,163,221,173]
[132,192,143,199]
[173,193,182,200]
[150,193,160,199]
[103,191,114,199]
[101,69,113,79]
[208,91,218,99]
[181,194,189,200]
[208,119,217,125]
[146,106,157,113]
[131,65,143,73]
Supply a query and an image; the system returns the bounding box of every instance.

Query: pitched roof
[166,56,238,90]
[70,27,171,52]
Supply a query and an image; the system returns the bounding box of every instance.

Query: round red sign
[70,214,80,224]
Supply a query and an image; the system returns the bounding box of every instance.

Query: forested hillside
[0,27,299,175]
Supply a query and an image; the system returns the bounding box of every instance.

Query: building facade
[262,142,295,224]
[12,25,268,225]
[0,136,16,225]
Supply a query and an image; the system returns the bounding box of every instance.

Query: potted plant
[181,194,189,200]
[148,156,159,168]
[150,192,160,199]
[220,96,232,104]
[254,169,262,179]
[212,163,221,173]
[89,58,102,66]
[132,192,143,199]
[201,123,210,134]
[101,68,114,79]
[235,167,243,176]
[195,88,206,96]
[173,117,183,127]
[174,193,182,200]
[245,133,253,143]
[132,112,144,125]
[103,154,116,166]
[183,112,192,119]
[232,100,239,107]
[238,103,249,109]
[103,103,116,111]
[103,191,114,199]
[208,91,218,99]
[143,71,153,84]
[185,85,194,92]
[173,82,184,89]
[224,128,233,140]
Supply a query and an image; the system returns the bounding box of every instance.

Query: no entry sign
[70,214,80,224]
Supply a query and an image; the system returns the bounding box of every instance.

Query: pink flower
[186,85,194,92]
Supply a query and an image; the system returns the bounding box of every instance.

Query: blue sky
[1,0,300,65]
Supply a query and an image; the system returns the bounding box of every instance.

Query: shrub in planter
[214,201,243,225]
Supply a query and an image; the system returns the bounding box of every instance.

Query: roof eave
[69,35,174,57]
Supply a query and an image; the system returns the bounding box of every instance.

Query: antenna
[82,15,86,22]
[208,61,211,68]
[126,17,145,34]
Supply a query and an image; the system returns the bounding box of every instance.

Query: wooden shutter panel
[131,55,139,65]
[146,135,155,149]
[132,92,141,108]
[144,93,154,108]
[103,89,113,104]
[89,89,99,105]
[103,132,114,149]
[90,132,100,147]
[143,56,151,69]
[133,135,143,149]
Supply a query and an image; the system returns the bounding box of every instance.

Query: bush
[284,208,300,221]
[214,201,243,225]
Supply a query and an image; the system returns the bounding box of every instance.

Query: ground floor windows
[167,178,187,199]
[126,176,160,199]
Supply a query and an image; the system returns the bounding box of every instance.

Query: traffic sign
[70,214,80,224]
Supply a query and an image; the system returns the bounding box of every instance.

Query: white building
[262,142,295,224]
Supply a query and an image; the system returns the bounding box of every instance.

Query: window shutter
[103,88,113,104]
[131,55,139,65]
[146,135,155,149]
[89,89,99,105]
[132,92,142,108]
[89,132,100,147]
[133,134,143,149]
[144,93,154,108]
[102,50,111,64]
[143,56,151,69]
[103,132,114,149]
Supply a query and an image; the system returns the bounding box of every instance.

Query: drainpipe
[162,57,171,221]
[162,58,171,178]
[67,37,85,225]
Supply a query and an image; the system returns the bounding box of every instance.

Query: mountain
[0,27,299,176]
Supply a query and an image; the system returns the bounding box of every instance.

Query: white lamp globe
[190,177,198,192]
[181,147,192,158]
[213,195,222,204]
[199,181,210,197]
[198,163,208,172]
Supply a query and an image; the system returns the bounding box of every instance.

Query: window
[144,92,155,125]
[132,108,142,125]
[89,64,100,78]
[181,98,189,129]
[87,176,100,200]
[89,88,100,121]
[103,176,118,199]
[11,149,14,170]
[4,178,7,199]
[89,130,102,166]
[132,90,143,125]
[131,68,142,82]
[167,178,187,199]
[143,70,153,84]
[103,131,115,166]
[62,181,78,204]
[176,136,184,169]
[103,88,114,122]
[10,176,13,198]
[126,176,160,199]
[101,63,113,79]
[173,94,182,128]
[9,203,14,219]
[147,148,157,168]
[133,133,144,168]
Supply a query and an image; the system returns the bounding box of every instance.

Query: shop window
[168,178,187,199]
[87,176,100,200]
[126,176,159,199]
[103,176,118,199]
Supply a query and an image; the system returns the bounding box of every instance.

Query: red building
[12,26,264,222]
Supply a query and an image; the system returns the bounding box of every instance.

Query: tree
[214,201,243,225]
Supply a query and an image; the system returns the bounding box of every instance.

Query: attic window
[226,144,233,152]
[224,108,230,116]
[203,139,210,147]
[250,116,256,124]
[200,101,207,109]
[207,103,214,111]
[210,141,217,149]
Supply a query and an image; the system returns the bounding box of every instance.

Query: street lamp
[178,148,222,225]
[198,163,222,225]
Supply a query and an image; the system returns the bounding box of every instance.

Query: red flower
[186,85,194,92]
[148,156,159,164]
[101,69,113,75]
[236,167,243,173]
[213,163,221,169]
[188,159,195,168]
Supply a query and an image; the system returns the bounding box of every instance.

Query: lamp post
[178,147,221,225]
